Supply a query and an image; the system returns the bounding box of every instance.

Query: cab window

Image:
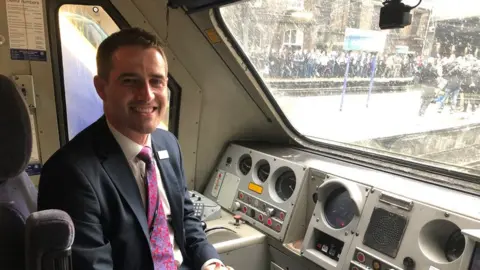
[219,0,480,177]
[58,4,175,140]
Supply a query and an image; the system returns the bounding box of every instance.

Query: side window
[57,5,173,140]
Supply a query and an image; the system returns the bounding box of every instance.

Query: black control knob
[403,257,415,269]
[197,196,201,201]
[201,221,207,231]
[191,193,196,197]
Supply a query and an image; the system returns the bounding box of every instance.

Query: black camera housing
[379,0,413,29]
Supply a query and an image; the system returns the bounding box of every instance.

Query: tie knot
[137,146,153,164]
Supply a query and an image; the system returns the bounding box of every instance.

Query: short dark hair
[96,27,168,79]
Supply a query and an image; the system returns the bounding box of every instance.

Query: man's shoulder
[44,120,100,169]
[152,128,178,146]
[152,127,175,138]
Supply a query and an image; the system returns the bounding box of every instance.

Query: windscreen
[219,0,480,176]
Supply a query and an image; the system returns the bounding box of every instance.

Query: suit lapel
[93,117,150,241]
[151,137,182,232]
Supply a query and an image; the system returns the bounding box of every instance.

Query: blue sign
[344,36,373,51]
[26,162,42,176]
[11,49,47,61]
[343,28,387,52]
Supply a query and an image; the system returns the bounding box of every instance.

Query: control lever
[201,221,207,231]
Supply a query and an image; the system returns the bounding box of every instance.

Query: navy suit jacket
[37,116,220,270]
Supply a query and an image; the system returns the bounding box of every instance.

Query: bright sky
[403,0,480,20]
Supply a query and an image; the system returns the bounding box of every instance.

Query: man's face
[94,46,168,144]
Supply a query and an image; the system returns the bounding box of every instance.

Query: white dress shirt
[107,122,222,269]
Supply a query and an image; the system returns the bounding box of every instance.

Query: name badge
[158,150,169,159]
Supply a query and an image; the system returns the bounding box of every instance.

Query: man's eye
[122,78,138,85]
[150,79,164,87]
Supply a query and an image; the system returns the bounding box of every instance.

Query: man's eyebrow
[116,73,166,80]
[150,74,166,80]
[117,73,138,79]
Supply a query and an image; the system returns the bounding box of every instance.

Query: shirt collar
[107,120,152,161]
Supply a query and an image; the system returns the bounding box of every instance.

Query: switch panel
[236,190,286,233]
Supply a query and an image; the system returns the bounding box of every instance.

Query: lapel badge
[158,150,169,160]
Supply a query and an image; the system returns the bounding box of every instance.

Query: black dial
[239,155,252,175]
[324,187,356,229]
[257,163,270,182]
[445,229,465,262]
[275,170,296,201]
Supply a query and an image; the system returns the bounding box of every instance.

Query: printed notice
[6,0,47,61]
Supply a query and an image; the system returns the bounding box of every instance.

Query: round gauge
[445,229,465,262]
[257,163,270,182]
[275,170,296,201]
[238,155,252,175]
[324,187,356,229]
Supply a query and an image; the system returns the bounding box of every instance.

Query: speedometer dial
[324,187,356,229]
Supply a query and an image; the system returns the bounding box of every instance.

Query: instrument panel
[203,142,480,270]
[302,178,369,269]
[204,143,308,241]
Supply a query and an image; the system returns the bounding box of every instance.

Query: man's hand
[203,262,234,270]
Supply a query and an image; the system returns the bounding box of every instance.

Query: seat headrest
[0,75,32,181]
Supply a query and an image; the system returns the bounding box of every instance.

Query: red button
[275,224,281,232]
[258,215,263,221]
[267,219,272,226]
[239,192,244,199]
[242,206,247,213]
[279,212,285,220]
[356,252,365,263]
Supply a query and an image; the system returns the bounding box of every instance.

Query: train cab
[2,0,480,269]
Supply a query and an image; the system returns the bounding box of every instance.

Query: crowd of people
[416,54,480,115]
[249,47,420,79]
[249,46,480,116]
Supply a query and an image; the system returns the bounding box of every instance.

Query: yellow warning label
[248,182,263,194]
[205,28,221,44]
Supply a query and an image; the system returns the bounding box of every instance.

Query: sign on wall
[343,28,387,52]
[6,0,47,61]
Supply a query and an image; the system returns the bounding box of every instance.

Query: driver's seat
[0,74,75,270]
[0,74,38,269]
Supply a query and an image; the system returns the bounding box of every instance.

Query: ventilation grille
[362,207,408,258]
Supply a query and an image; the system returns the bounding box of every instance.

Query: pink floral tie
[137,146,176,270]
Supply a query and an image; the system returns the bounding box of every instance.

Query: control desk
[201,142,480,270]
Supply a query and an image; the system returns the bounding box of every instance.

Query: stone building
[220,0,434,55]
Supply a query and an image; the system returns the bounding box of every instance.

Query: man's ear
[93,75,107,101]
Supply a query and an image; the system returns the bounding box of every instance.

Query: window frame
[167,75,182,137]
[212,7,480,190]
[47,1,181,144]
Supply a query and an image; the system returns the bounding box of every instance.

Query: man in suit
[37,27,233,270]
